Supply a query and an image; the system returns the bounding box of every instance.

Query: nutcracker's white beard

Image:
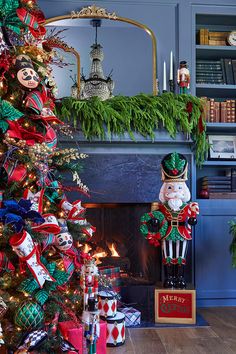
[167,198,183,211]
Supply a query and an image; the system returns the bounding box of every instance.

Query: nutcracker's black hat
[161,152,188,182]
[15,55,34,71]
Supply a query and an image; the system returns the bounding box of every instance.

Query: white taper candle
[170,51,173,80]
[163,61,167,91]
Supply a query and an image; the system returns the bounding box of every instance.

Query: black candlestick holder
[169,79,175,93]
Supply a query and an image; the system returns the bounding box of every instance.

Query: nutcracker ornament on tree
[140,152,199,288]
[177,61,190,94]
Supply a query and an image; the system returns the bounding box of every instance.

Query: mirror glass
[46,18,153,98]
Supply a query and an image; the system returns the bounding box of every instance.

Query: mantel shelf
[59,129,193,144]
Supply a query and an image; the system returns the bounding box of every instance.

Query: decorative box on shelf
[155,288,196,324]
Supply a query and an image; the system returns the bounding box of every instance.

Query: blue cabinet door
[195,201,236,306]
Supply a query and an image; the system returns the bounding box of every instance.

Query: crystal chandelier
[80,20,114,101]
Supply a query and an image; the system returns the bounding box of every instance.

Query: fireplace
[64,147,194,321]
[82,203,162,284]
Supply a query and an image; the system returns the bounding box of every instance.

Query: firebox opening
[82,203,162,285]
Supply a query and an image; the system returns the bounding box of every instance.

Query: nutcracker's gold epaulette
[151,201,160,211]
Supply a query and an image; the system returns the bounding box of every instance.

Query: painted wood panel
[195,203,236,306]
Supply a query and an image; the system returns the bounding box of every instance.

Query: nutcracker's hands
[147,218,160,233]
[188,217,197,226]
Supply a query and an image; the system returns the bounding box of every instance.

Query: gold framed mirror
[45,5,157,96]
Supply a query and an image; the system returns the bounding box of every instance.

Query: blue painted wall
[39,0,236,306]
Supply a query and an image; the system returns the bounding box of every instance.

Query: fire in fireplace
[81,203,162,284]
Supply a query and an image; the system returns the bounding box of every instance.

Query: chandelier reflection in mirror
[80,19,114,101]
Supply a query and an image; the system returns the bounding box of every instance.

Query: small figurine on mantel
[140,152,199,288]
[177,60,190,94]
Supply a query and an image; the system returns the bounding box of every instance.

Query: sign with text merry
[155,288,196,324]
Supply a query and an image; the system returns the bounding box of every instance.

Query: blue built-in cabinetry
[39,0,236,306]
[192,4,236,306]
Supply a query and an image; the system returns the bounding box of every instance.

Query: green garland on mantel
[55,92,208,166]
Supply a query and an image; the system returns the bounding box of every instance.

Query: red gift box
[99,266,121,293]
[59,320,107,354]
[59,321,83,353]
[97,319,107,354]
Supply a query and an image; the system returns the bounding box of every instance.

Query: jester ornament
[140,152,199,288]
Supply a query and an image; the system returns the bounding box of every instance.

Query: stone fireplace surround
[61,130,195,321]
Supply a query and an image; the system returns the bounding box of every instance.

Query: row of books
[201,98,236,123]
[198,29,229,46]
[199,173,236,199]
[196,59,236,85]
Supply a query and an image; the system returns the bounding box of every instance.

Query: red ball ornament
[199,189,209,199]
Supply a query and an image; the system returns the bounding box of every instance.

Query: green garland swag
[140,210,168,247]
[229,219,236,267]
[55,93,208,166]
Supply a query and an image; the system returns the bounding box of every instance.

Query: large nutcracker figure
[140,152,199,288]
[177,61,190,94]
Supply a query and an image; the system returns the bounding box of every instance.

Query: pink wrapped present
[97,319,107,354]
[59,321,83,353]
[59,319,107,354]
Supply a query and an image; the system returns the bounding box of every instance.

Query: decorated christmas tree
[0,0,96,351]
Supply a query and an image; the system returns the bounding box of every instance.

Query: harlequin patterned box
[119,307,141,327]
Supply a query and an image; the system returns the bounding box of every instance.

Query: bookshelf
[195,12,236,200]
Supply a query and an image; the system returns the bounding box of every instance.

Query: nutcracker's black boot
[175,265,186,289]
[173,265,178,288]
[163,265,175,288]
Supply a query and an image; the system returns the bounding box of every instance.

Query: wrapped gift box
[59,319,107,354]
[99,266,121,293]
[97,319,107,354]
[59,321,83,353]
[119,307,141,327]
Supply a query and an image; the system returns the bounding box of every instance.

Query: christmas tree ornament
[31,214,60,234]
[0,252,15,275]
[177,61,190,94]
[0,30,7,55]
[80,258,99,310]
[141,152,199,289]
[0,98,23,133]
[16,7,46,38]
[14,329,47,353]
[14,301,44,331]
[0,199,44,233]
[0,297,7,319]
[55,219,73,251]
[15,55,40,89]
[0,322,4,345]
[10,231,55,288]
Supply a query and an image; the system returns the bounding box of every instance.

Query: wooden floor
[107,307,236,354]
